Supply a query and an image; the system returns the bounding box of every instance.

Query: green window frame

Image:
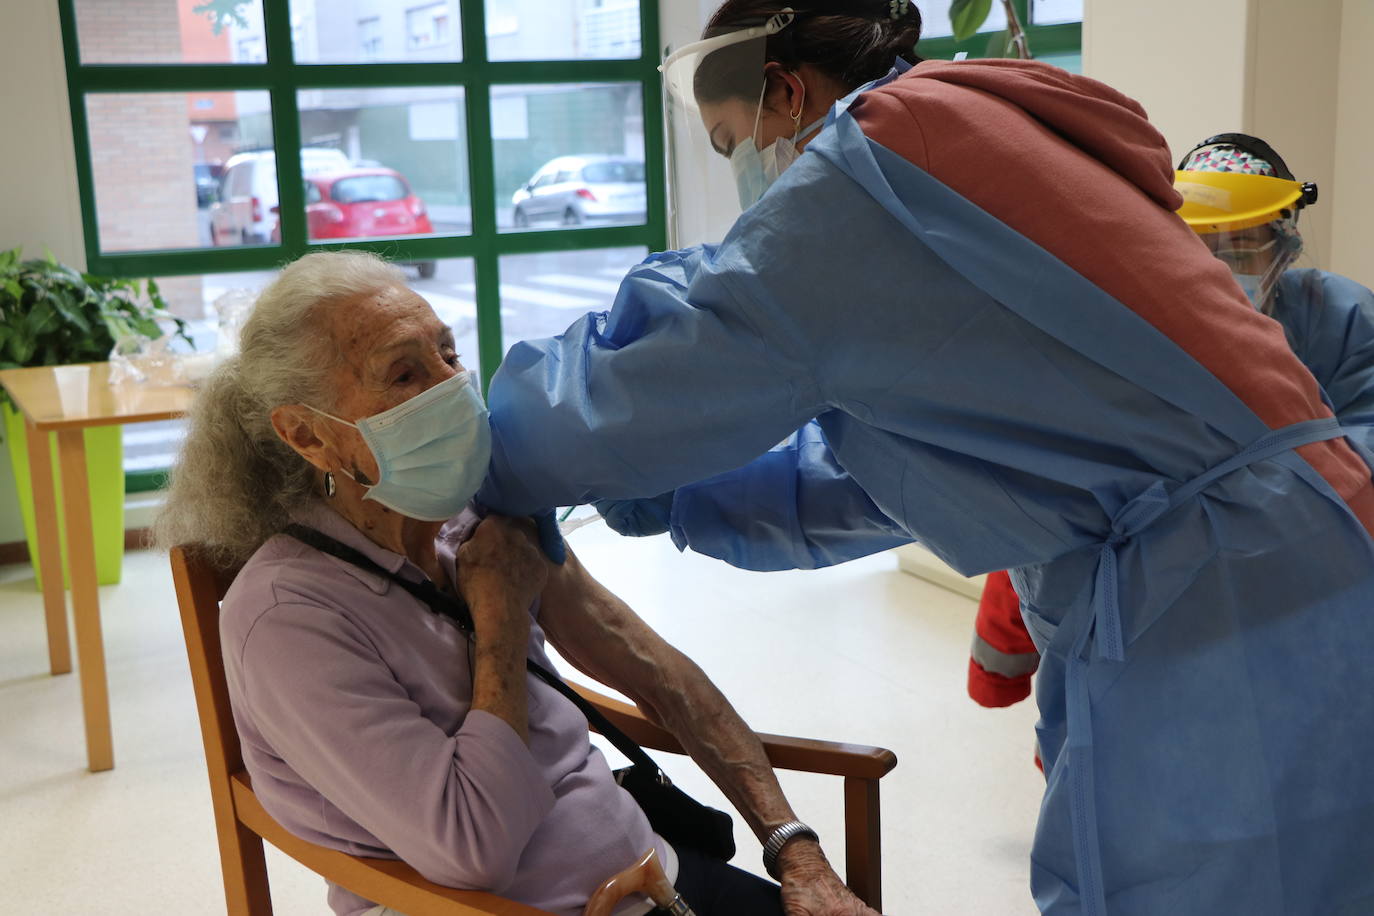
[917,1,1081,62]
[56,0,666,494]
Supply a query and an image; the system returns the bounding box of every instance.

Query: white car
[210,148,351,245]
[511,155,647,228]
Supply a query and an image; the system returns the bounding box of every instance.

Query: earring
[324,471,337,498]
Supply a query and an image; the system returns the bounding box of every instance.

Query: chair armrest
[230,773,553,916]
[570,684,897,780]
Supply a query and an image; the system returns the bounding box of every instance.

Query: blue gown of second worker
[476,81,1374,916]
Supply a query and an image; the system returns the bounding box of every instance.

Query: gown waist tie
[1062,416,1356,915]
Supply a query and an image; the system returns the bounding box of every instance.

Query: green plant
[0,247,191,397]
[950,0,1033,59]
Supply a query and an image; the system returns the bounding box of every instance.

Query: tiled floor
[0,522,1044,914]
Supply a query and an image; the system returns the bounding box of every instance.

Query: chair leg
[843,777,882,912]
[219,819,273,915]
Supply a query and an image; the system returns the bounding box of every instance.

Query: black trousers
[650,846,784,916]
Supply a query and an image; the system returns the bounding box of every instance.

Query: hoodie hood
[862,58,1183,212]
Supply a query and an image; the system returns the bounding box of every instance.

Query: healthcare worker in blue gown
[1176,132,1374,432]
[477,3,1374,914]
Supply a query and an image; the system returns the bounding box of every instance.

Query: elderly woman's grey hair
[153,251,408,566]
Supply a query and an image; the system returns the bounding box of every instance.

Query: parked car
[511,155,647,228]
[210,147,350,246]
[268,167,437,279]
[194,163,222,208]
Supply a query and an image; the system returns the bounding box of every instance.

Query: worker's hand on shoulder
[777,838,883,916]
[457,515,547,639]
[594,491,675,537]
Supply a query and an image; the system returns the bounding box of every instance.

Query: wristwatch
[762,820,820,880]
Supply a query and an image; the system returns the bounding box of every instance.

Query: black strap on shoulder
[282,525,664,779]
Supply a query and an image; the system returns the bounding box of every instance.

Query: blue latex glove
[532,509,567,564]
[594,492,675,537]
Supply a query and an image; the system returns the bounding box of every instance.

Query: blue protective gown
[478,62,1374,915]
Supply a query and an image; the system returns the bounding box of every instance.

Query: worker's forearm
[469,602,530,744]
[648,651,799,840]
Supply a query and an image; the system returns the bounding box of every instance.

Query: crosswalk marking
[460,283,602,311]
[528,273,623,296]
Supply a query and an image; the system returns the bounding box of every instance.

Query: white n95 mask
[308,370,490,521]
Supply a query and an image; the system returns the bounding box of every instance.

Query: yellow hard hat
[1174,170,1314,234]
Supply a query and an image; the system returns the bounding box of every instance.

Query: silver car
[511,155,647,228]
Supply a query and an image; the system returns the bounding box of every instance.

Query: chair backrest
[170,546,550,916]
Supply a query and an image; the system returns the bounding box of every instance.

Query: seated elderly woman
[155,252,874,916]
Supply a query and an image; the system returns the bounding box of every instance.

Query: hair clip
[890,0,911,20]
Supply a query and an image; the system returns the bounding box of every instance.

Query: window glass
[127,259,480,477]
[287,0,462,63]
[498,247,646,353]
[74,0,267,64]
[485,0,641,61]
[1031,0,1084,25]
[85,91,273,252]
[297,87,470,241]
[496,83,646,232]
[916,0,1008,40]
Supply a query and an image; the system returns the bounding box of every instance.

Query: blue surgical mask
[730,80,825,210]
[308,371,490,521]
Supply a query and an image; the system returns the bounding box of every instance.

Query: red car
[273,167,437,278]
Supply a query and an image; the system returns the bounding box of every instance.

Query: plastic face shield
[659,11,791,245]
[1175,170,1308,312]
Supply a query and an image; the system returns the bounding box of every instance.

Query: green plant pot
[3,404,125,588]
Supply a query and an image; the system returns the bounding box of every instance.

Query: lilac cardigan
[220,503,668,916]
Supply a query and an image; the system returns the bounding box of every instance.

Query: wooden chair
[170,545,898,915]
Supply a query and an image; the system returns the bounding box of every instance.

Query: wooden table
[0,362,193,772]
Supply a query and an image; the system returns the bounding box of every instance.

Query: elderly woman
[154,252,872,916]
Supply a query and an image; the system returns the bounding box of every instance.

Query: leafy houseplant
[0,246,189,392]
[0,246,191,586]
[950,0,1034,60]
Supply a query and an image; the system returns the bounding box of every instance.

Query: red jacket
[967,570,1040,708]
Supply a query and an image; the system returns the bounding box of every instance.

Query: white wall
[0,1,84,267]
[0,1,86,546]
[659,0,742,247]
[1331,0,1374,290]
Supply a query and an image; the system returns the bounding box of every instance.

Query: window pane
[486,0,641,61]
[498,247,646,352]
[916,0,1008,41]
[85,91,273,253]
[495,84,646,233]
[75,0,267,64]
[127,259,478,476]
[288,0,463,63]
[298,88,470,241]
[1031,0,1083,26]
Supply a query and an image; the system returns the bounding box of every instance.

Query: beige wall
[1083,0,1254,163]
[1331,0,1374,290]
[1084,0,1373,284]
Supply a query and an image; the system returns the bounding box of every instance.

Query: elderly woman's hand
[457,515,548,643]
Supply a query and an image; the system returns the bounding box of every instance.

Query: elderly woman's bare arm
[456,516,548,744]
[537,550,876,915]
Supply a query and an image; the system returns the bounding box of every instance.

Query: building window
[57,0,665,491]
[358,16,382,60]
[406,2,451,50]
